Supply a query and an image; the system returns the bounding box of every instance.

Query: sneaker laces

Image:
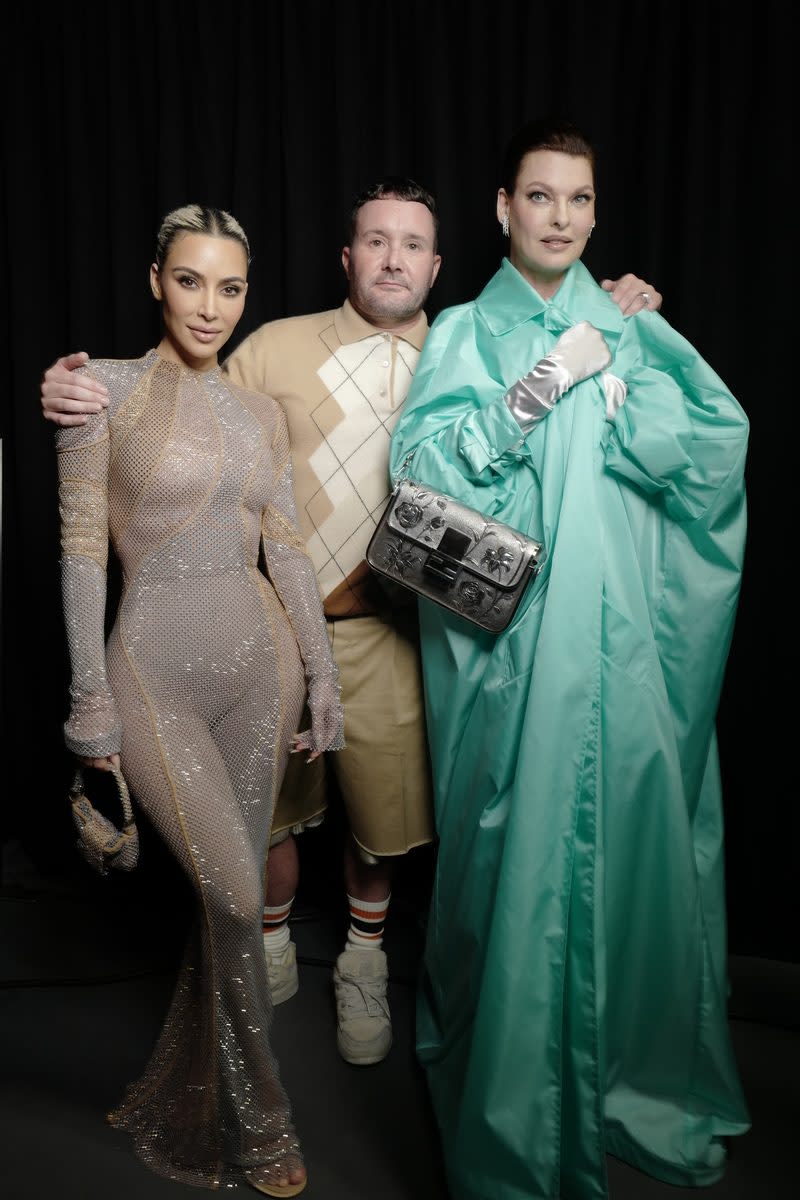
[337,975,389,1020]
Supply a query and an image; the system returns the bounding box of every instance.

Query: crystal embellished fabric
[57,350,344,1188]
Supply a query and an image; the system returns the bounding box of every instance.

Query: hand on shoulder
[41,351,109,426]
[600,276,662,317]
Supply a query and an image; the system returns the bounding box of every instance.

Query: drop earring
[501,213,510,238]
[587,222,595,237]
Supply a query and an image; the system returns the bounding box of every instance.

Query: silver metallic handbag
[69,762,139,876]
[366,477,544,634]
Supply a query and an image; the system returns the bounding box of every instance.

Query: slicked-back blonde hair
[155,204,251,269]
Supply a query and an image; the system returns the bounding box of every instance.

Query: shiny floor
[1,827,796,1200]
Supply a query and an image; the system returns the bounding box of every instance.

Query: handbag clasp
[424,552,458,586]
[423,526,472,588]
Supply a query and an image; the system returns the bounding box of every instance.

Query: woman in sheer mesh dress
[56,203,344,1196]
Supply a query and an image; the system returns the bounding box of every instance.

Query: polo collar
[334,298,429,350]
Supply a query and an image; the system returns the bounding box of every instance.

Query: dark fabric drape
[1,0,794,961]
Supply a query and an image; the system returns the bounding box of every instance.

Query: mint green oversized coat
[389,259,750,1200]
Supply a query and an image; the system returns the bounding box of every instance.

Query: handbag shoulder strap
[394,450,416,486]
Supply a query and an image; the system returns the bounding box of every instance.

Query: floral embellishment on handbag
[396,501,425,529]
[422,512,447,539]
[396,491,449,542]
[378,537,420,577]
[479,546,516,576]
[458,579,488,609]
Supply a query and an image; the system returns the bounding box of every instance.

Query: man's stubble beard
[350,275,432,327]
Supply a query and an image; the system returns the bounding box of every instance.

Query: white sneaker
[333,947,392,1065]
[263,936,299,1005]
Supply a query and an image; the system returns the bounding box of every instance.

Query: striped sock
[263,898,293,953]
[346,892,391,950]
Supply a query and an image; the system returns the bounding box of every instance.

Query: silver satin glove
[505,320,612,434]
[293,671,346,755]
[601,372,628,420]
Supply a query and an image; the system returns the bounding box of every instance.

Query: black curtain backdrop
[1,1,795,961]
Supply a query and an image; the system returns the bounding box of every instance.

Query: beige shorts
[270,610,434,858]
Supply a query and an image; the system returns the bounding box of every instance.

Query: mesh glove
[505,320,612,434]
[293,671,346,756]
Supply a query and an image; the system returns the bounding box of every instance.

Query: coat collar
[476,257,624,339]
[333,298,429,350]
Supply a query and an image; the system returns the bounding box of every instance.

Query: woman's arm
[56,386,121,760]
[391,307,610,499]
[260,407,345,759]
[391,306,525,491]
[601,314,749,524]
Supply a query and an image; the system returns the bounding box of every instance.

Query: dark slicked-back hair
[348,176,439,250]
[501,119,596,195]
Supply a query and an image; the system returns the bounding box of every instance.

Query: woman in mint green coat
[389,120,750,1200]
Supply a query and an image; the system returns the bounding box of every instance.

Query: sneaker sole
[336,1035,393,1066]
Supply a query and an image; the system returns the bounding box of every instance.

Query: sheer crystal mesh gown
[57,350,343,1188]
